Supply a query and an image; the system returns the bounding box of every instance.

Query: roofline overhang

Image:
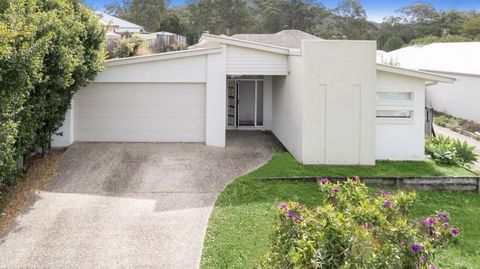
[105,47,223,67]
[419,69,480,78]
[198,34,291,55]
[377,64,456,84]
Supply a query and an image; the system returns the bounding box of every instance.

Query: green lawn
[200,153,480,269]
[255,152,477,178]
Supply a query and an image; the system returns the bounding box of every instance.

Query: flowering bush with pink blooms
[259,178,459,269]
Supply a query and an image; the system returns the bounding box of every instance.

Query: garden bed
[254,176,480,192]
[200,153,480,269]
[434,110,480,140]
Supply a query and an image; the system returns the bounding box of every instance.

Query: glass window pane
[238,81,256,126]
[376,110,413,118]
[376,92,412,101]
[227,81,236,126]
[256,81,264,126]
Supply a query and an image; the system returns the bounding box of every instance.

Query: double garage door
[74,83,206,142]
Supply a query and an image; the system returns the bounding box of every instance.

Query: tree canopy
[0,0,105,183]
[105,0,480,49]
[105,0,168,32]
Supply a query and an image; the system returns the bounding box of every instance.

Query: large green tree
[105,0,168,32]
[317,0,377,40]
[187,0,253,37]
[158,10,187,34]
[254,0,327,34]
[382,36,405,52]
[462,16,480,37]
[0,0,105,183]
[376,3,480,50]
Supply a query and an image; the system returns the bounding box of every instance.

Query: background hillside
[99,0,480,51]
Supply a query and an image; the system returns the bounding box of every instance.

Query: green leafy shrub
[411,35,476,45]
[425,135,457,165]
[434,114,457,129]
[259,178,459,269]
[453,140,478,166]
[425,135,478,166]
[0,0,105,184]
[107,35,146,58]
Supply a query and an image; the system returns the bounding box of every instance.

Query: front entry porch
[226,76,272,131]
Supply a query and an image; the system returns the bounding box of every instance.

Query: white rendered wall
[96,56,208,83]
[51,51,227,147]
[227,45,288,76]
[51,106,74,147]
[426,73,480,123]
[376,71,425,160]
[272,56,304,161]
[205,45,227,147]
[301,40,377,165]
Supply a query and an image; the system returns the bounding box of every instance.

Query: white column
[205,45,227,147]
[51,99,75,147]
[263,76,273,130]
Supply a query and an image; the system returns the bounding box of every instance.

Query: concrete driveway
[0,131,280,268]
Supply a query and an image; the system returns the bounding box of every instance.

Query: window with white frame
[376,91,414,120]
[376,110,413,119]
[376,92,413,103]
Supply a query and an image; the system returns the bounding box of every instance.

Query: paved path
[0,131,280,268]
[434,124,480,172]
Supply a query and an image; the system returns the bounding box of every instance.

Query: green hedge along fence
[0,0,105,184]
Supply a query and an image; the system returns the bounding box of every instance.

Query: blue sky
[85,0,480,22]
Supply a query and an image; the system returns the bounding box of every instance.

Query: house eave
[198,34,290,55]
[419,69,480,78]
[377,64,455,83]
[105,47,223,67]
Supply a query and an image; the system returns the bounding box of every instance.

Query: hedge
[0,0,105,184]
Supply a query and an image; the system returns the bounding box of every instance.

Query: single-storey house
[52,30,454,165]
[378,42,480,123]
[96,12,144,33]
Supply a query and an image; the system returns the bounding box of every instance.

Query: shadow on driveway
[0,131,281,268]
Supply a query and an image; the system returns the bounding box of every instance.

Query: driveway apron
[0,131,280,268]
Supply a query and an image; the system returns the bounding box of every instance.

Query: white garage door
[74,83,206,142]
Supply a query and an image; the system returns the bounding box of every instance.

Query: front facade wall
[51,52,229,147]
[96,56,208,83]
[301,40,377,165]
[226,45,288,76]
[206,45,227,147]
[272,56,304,161]
[376,71,425,160]
[426,74,480,123]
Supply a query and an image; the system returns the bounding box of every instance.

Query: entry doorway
[227,78,264,129]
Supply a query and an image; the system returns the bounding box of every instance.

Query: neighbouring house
[97,12,187,55]
[134,31,187,52]
[96,12,144,33]
[52,30,454,165]
[378,42,480,123]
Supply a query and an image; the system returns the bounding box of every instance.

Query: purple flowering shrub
[259,178,459,269]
